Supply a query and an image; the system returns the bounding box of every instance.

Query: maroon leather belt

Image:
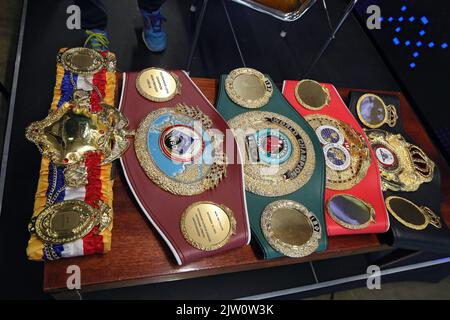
[119,70,250,264]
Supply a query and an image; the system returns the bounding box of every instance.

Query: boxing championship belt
[348,91,450,254]
[216,68,327,259]
[283,79,389,236]
[119,68,250,265]
[26,48,123,261]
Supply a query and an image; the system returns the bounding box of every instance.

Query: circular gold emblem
[225,68,273,109]
[60,47,115,75]
[385,196,442,230]
[261,200,321,258]
[228,111,315,196]
[365,129,435,192]
[134,104,226,196]
[327,194,375,230]
[295,79,330,110]
[305,114,371,190]
[25,102,132,167]
[136,67,181,102]
[30,200,112,244]
[180,202,236,251]
[356,93,398,129]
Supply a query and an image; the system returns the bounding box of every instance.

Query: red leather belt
[283,80,389,236]
[120,69,250,264]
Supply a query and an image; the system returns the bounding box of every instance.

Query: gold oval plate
[295,79,330,110]
[30,200,112,244]
[327,194,375,230]
[385,196,441,230]
[225,68,273,109]
[228,111,315,197]
[136,67,181,102]
[305,114,371,190]
[356,93,398,129]
[59,47,116,75]
[180,201,236,251]
[261,200,321,258]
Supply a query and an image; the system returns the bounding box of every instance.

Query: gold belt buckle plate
[261,200,321,258]
[25,102,132,166]
[225,68,273,109]
[228,111,315,197]
[305,114,371,191]
[385,196,441,230]
[365,129,435,192]
[136,67,181,102]
[134,103,227,196]
[29,200,112,244]
[356,93,398,129]
[59,47,116,75]
[180,201,236,251]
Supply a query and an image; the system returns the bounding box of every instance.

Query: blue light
[410,62,416,69]
[419,30,426,36]
[416,41,423,47]
[388,17,394,22]
[405,40,411,46]
[395,27,401,33]
[401,6,407,12]
[409,16,415,22]
[428,42,435,48]
[413,52,419,58]
[393,37,400,45]
[399,16,404,22]
[442,43,448,49]
[421,16,429,25]
[379,16,384,22]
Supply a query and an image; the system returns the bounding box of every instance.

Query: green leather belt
[216,69,327,259]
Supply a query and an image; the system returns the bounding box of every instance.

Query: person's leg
[138,0,167,52]
[74,0,109,50]
[75,0,107,29]
[138,0,165,12]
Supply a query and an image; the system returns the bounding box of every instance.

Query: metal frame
[238,256,450,299]
[230,0,317,22]
[0,0,27,215]
[186,0,359,76]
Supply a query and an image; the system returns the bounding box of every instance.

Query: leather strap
[283,81,389,236]
[216,74,327,259]
[119,70,250,265]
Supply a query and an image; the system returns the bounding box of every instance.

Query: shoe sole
[142,30,166,53]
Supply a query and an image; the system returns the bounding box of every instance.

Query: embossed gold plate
[261,200,321,257]
[228,111,315,196]
[327,194,375,230]
[59,47,116,75]
[357,94,398,129]
[134,103,226,195]
[295,79,330,110]
[26,102,132,166]
[136,67,181,102]
[365,129,435,192]
[305,114,371,190]
[225,68,273,109]
[180,201,236,251]
[385,196,441,230]
[29,200,112,244]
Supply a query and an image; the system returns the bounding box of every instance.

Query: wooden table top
[43,78,450,293]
